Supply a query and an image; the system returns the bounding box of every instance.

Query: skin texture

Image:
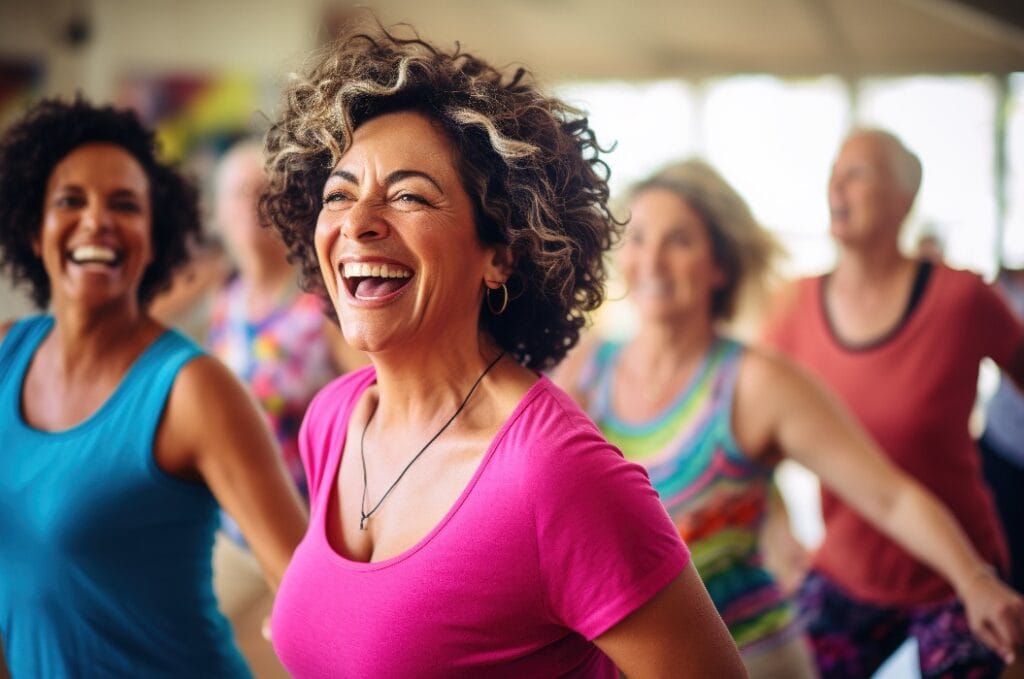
[313,110,745,677]
[14,143,306,590]
[557,176,1024,665]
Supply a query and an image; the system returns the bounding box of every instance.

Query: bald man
[763,129,1024,678]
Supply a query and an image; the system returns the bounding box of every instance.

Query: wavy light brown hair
[261,22,620,370]
[628,159,782,321]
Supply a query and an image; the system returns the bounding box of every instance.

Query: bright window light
[1005,73,1024,268]
[555,80,696,197]
[702,75,850,276]
[858,76,999,276]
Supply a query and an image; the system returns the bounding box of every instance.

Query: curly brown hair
[0,96,201,309]
[261,22,620,370]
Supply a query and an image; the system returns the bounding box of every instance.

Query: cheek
[313,215,340,296]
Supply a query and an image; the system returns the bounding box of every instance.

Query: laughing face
[621,188,725,324]
[36,143,153,313]
[314,110,502,354]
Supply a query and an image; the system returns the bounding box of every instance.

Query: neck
[47,302,157,376]
[834,238,913,289]
[368,330,506,430]
[630,313,717,367]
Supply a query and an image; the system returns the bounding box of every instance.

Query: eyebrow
[54,184,145,199]
[328,169,443,193]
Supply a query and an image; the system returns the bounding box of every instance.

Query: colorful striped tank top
[582,337,797,652]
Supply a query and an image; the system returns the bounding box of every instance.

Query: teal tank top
[0,316,251,678]
[582,337,798,653]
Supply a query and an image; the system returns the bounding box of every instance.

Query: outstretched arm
[594,562,747,678]
[157,356,308,590]
[740,349,1024,663]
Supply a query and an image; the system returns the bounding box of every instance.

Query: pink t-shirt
[763,264,1022,606]
[271,368,690,678]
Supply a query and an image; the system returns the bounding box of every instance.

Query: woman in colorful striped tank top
[555,159,1022,678]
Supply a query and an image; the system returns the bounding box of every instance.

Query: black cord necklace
[359,351,506,530]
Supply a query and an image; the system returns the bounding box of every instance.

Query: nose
[637,239,665,274]
[80,201,112,233]
[339,198,388,241]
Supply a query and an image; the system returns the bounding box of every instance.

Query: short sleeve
[970,277,1024,369]
[530,404,689,641]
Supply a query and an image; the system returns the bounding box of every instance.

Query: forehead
[48,142,149,192]
[338,110,458,176]
[630,187,706,228]
[835,134,892,171]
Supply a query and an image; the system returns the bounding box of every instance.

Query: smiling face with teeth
[35,143,153,312]
[621,188,725,324]
[314,111,506,355]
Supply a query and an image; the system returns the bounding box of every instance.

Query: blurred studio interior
[0,1,1022,677]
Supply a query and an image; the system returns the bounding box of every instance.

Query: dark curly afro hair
[261,22,622,371]
[0,96,200,309]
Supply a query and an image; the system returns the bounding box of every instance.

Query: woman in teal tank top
[555,159,1024,678]
[0,98,307,678]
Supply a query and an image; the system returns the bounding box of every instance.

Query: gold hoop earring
[486,283,509,315]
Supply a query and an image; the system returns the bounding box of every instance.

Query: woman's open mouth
[66,244,123,268]
[341,261,413,300]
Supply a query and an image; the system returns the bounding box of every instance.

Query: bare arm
[594,563,746,678]
[738,349,1024,662]
[157,356,307,590]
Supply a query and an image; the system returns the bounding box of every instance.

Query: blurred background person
[763,128,1024,678]
[555,158,1024,678]
[0,97,306,678]
[205,138,366,678]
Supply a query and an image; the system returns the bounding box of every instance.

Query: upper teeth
[342,262,412,279]
[70,245,117,263]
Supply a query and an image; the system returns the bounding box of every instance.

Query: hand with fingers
[958,568,1024,665]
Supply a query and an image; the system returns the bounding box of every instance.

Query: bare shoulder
[737,344,799,392]
[163,355,261,437]
[157,353,265,476]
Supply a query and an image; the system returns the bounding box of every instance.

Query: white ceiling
[357,0,1024,80]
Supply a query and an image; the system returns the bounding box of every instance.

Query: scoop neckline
[13,318,172,438]
[601,336,731,432]
[818,261,935,353]
[316,369,547,571]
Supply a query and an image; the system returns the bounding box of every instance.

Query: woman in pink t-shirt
[257,19,745,678]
